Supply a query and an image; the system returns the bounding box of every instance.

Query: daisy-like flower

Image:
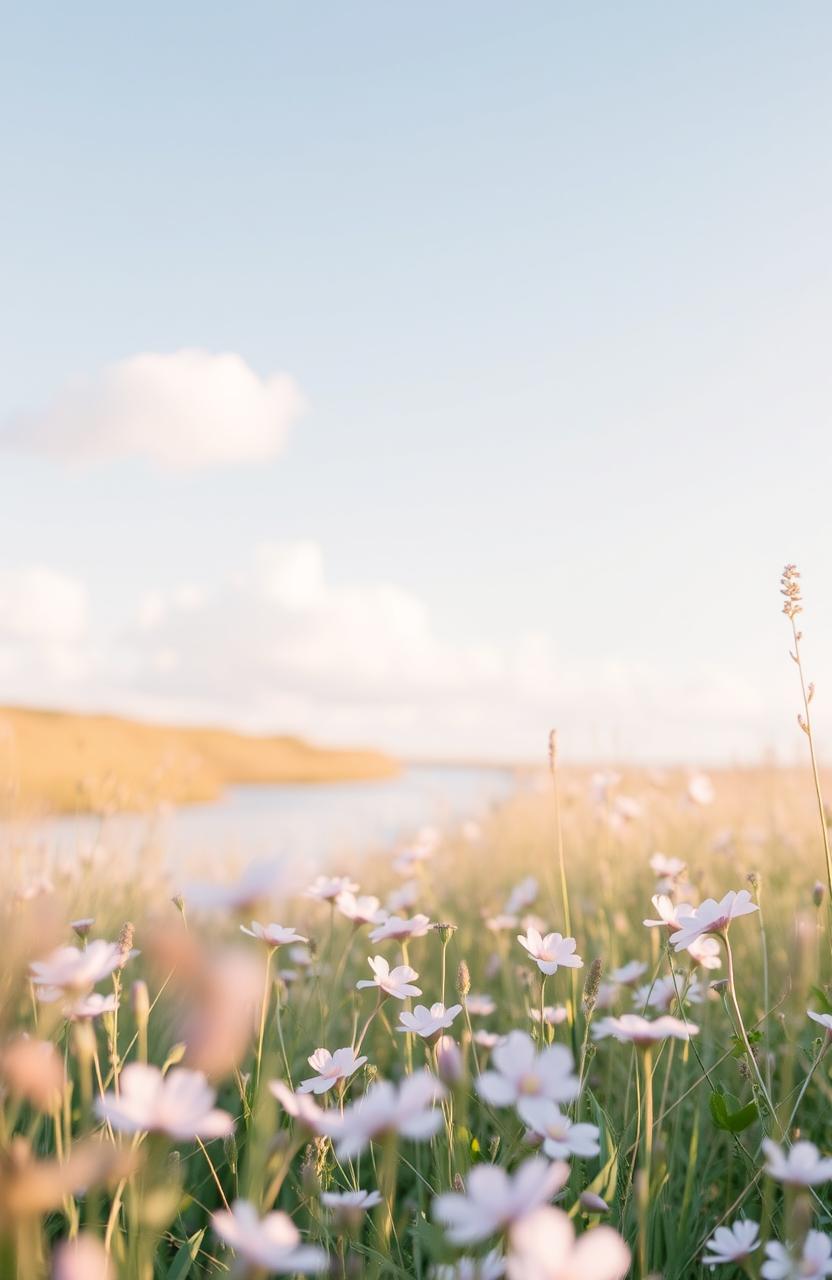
[335,892,387,926]
[649,853,687,881]
[762,1139,832,1186]
[672,891,758,952]
[213,1199,327,1274]
[505,876,539,916]
[320,1188,383,1226]
[298,1047,367,1095]
[518,1098,600,1160]
[95,1065,233,1140]
[531,1005,569,1027]
[703,1219,760,1266]
[643,895,695,932]
[474,1031,507,1050]
[433,1158,569,1245]
[328,1071,446,1159]
[67,992,119,1020]
[185,861,281,913]
[506,1205,630,1280]
[369,913,432,943]
[475,1031,579,1107]
[688,772,715,806]
[53,1234,113,1280]
[241,922,308,947]
[398,1002,463,1041]
[356,955,422,1000]
[592,1014,699,1046]
[686,936,722,970]
[761,1231,832,1279]
[31,941,125,996]
[808,1009,832,1035]
[487,914,520,933]
[608,961,648,986]
[429,1252,506,1279]
[633,976,704,1013]
[386,880,420,913]
[306,875,359,903]
[467,994,497,1017]
[517,929,583,976]
[269,1080,329,1134]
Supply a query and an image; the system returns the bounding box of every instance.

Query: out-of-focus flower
[321,1189,383,1229]
[95,1065,233,1140]
[429,1252,506,1279]
[475,1031,579,1107]
[467,994,497,1017]
[298,1047,367,1095]
[686,936,722,970]
[592,1014,698,1046]
[327,1071,446,1158]
[171,942,264,1080]
[702,1219,760,1266]
[672,891,759,951]
[474,1031,507,1050]
[0,1137,135,1225]
[1,1037,65,1111]
[435,1036,464,1085]
[398,1003,463,1041]
[306,875,359,903]
[386,880,420,913]
[530,1005,569,1027]
[487,914,520,933]
[434,1158,569,1245]
[649,853,686,881]
[30,941,123,996]
[633,977,704,1013]
[518,1098,600,1160]
[643,895,695,932]
[356,955,422,1000]
[580,1192,609,1214]
[517,929,583,976]
[67,992,119,1020]
[505,877,539,916]
[335,892,387,926]
[687,773,715,806]
[240,922,308,947]
[761,1230,832,1279]
[369,913,432,943]
[185,861,282,913]
[506,1205,630,1279]
[213,1199,327,1274]
[762,1139,832,1186]
[70,918,96,940]
[269,1081,329,1134]
[608,961,647,986]
[52,1233,113,1280]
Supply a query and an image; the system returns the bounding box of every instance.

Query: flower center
[519,1073,541,1095]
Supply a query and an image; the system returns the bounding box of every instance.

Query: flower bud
[435,1036,464,1086]
[1,1036,65,1112]
[456,960,471,998]
[580,1191,610,1214]
[813,881,825,908]
[71,917,94,941]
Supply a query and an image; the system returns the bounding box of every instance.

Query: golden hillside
[0,706,399,816]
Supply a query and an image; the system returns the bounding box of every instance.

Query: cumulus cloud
[0,566,91,690]
[3,350,305,468]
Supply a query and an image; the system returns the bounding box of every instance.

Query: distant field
[0,705,399,815]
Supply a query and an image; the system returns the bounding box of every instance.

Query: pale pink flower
[269,1080,329,1134]
[398,1003,463,1040]
[505,876,539,916]
[434,1158,569,1245]
[475,1031,579,1107]
[507,1206,630,1279]
[298,1047,367,1095]
[185,861,281,913]
[241,921,308,947]
[531,1006,568,1027]
[517,929,583,976]
[31,941,124,996]
[386,880,421,913]
[435,1036,464,1084]
[686,935,722,970]
[369,913,432,943]
[580,1192,609,1214]
[335,892,386,926]
[306,875,359,902]
[808,1010,832,1035]
[67,992,119,1020]
[703,1219,760,1266]
[320,1189,382,1223]
[53,1234,113,1280]
[467,994,497,1016]
[518,1098,600,1160]
[95,1065,233,1140]
[429,1251,506,1279]
[356,955,422,1000]
[474,1030,507,1050]
[608,961,647,986]
[672,891,759,952]
[487,914,520,933]
[592,1014,698,1046]
[762,1139,832,1186]
[633,977,704,1013]
[762,1230,832,1279]
[687,772,715,806]
[328,1071,446,1158]
[649,853,686,881]
[213,1199,327,1273]
[643,894,695,932]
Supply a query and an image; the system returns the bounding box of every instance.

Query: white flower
[213,1199,327,1274]
[241,921,308,947]
[386,880,421,913]
[398,1003,463,1040]
[306,875,359,902]
[335,892,387,926]
[320,1188,383,1222]
[53,1234,113,1280]
[643,895,695,932]
[761,1231,832,1279]
[31,941,124,996]
[356,955,422,1000]
[672,891,758,952]
[298,1047,367,1094]
[467,994,497,1016]
[67,992,119,1020]
[505,876,539,916]
[688,773,715,806]
[649,853,686,880]
[269,1080,329,1134]
[686,936,722,970]
[518,1098,600,1160]
[328,1071,446,1158]
[762,1139,832,1186]
[531,1005,568,1027]
[369,913,432,943]
[507,1206,631,1280]
[517,929,583,976]
[608,961,648,986]
[434,1158,569,1245]
[185,861,281,912]
[808,1009,832,1034]
[592,1014,698,1046]
[429,1251,506,1279]
[633,977,704,1013]
[475,1031,579,1107]
[95,1065,233,1140]
[474,1031,507,1050]
[703,1219,760,1265]
[487,914,520,933]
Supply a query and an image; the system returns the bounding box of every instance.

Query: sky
[1,2,832,763]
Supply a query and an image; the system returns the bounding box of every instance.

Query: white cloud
[3,350,306,468]
[0,566,91,690]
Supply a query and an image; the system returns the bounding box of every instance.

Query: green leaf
[810,985,832,1015]
[166,1228,206,1280]
[708,1090,758,1134]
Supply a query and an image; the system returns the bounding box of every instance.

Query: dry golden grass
[0,705,398,816]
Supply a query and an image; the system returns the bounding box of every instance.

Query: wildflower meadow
[2,567,832,1279]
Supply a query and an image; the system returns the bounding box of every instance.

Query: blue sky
[1,3,831,761]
